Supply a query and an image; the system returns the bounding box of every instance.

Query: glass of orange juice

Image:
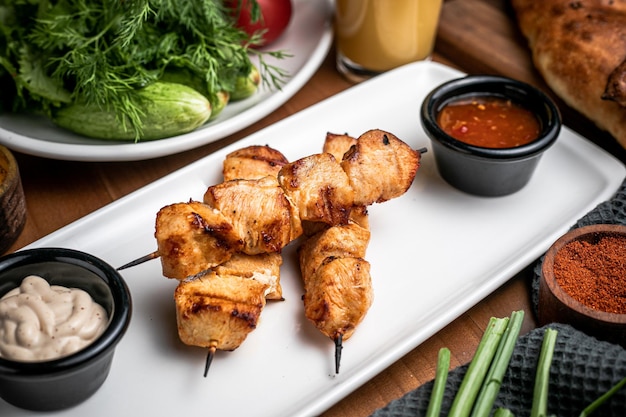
[334,0,443,83]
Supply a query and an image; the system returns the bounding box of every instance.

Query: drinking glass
[334,0,443,83]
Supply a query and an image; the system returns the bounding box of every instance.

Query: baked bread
[511,0,626,148]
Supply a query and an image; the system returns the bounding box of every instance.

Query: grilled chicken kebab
[121,129,422,375]
[297,132,373,373]
[173,145,290,375]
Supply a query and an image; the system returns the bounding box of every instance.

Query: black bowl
[0,247,132,411]
[420,75,561,196]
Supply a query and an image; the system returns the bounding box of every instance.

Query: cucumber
[210,90,230,120]
[230,65,260,101]
[52,82,212,141]
[160,68,230,120]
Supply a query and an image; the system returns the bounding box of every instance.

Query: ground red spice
[553,233,626,314]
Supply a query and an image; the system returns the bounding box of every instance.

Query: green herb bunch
[0,0,288,136]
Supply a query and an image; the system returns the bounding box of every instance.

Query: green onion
[579,376,626,417]
[447,316,510,417]
[425,347,451,417]
[493,408,515,417]
[530,328,558,417]
[471,310,525,417]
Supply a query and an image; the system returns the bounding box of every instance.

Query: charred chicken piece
[212,252,283,300]
[298,220,373,373]
[155,201,243,279]
[298,222,370,282]
[341,129,420,206]
[216,145,292,301]
[322,132,358,161]
[222,145,290,181]
[278,153,354,226]
[174,272,269,352]
[325,132,370,230]
[302,257,372,344]
[203,176,302,255]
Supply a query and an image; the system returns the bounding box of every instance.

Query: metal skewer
[334,333,343,374]
[204,341,218,377]
[117,251,160,270]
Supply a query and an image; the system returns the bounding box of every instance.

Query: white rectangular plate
[3,61,625,417]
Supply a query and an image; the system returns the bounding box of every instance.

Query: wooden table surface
[5,0,626,416]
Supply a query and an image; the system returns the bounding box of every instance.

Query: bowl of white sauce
[0,247,132,411]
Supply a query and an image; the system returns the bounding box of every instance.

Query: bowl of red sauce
[420,75,561,196]
[539,224,626,347]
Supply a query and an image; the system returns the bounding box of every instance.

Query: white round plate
[0,0,333,162]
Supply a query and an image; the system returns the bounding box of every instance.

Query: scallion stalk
[493,408,515,417]
[425,347,451,417]
[447,316,510,417]
[530,328,558,417]
[470,310,525,417]
[578,376,626,417]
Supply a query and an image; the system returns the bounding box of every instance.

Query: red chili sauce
[436,96,541,148]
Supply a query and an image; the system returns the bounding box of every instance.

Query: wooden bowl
[539,224,626,347]
[0,146,26,255]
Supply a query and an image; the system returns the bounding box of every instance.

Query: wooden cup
[539,224,626,347]
[0,146,26,254]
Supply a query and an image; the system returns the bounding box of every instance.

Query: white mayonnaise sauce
[0,275,108,362]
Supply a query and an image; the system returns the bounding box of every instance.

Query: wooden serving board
[435,0,626,162]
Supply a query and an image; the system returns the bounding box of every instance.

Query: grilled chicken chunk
[212,252,283,300]
[323,132,370,230]
[322,132,358,161]
[155,201,243,279]
[278,153,354,226]
[203,176,302,255]
[298,222,370,282]
[298,221,372,343]
[222,145,289,181]
[175,272,268,351]
[214,145,291,301]
[302,257,372,342]
[341,129,420,205]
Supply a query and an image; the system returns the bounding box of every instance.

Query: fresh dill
[0,0,289,136]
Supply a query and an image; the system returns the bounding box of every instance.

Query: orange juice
[335,0,442,78]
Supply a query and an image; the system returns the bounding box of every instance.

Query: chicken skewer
[118,130,422,274]
[117,145,293,273]
[118,130,423,373]
[298,220,372,373]
[174,145,291,375]
[289,130,421,373]
[296,132,371,373]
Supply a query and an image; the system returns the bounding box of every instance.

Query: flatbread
[511,0,626,149]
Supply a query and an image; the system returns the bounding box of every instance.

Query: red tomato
[227,0,293,47]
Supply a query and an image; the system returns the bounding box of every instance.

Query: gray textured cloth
[370,179,626,417]
[370,324,626,416]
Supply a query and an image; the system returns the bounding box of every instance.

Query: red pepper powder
[553,233,626,314]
